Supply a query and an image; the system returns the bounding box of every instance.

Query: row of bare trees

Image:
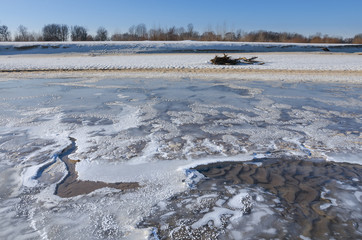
[1,23,362,44]
[112,24,362,44]
[0,24,108,42]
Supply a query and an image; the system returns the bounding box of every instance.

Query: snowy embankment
[0,41,361,83]
[1,52,361,72]
[1,41,361,55]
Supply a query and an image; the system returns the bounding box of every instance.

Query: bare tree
[201,31,219,41]
[135,23,147,40]
[236,29,242,40]
[186,23,194,39]
[177,27,185,37]
[148,28,158,40]
[71,25,88,41]
[95,27,108,41]
[14,25,33,41]
[128,25,136,38]
[0,25,11,41]
[148,27,166,41]
[86,34,94,41]
[111,32,123,41]
[166,26,178,41]
[16,25,28,41]
[43,24,68,41]
[224,32,236,41]
[59,25,69,41]
[353,33,362,44]
[43,24,59,41]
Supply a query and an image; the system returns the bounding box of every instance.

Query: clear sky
[1,0,361,38]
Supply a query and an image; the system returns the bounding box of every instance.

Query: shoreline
[0,51,361,84]
[1,67,361,84]
[1,67,361,74]
[54,138,139,198]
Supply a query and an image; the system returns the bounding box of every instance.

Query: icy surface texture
[0,76,361,239]
[140,159,362,239]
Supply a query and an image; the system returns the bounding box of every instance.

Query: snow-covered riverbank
[1,41,361,55]
[1,41,361,83]
[0,52,361,72]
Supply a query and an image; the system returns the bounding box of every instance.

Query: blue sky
[1,0,361,37]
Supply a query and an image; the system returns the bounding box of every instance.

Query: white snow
[228,190,250,209]
[68,105,140,161]
[326,152,362,164]
[0,52,361,72]
[21,160,49,187]
[1,41,361,55]
[191,207,234,229]
[0,41,361,77]
[355,191,362,203]
[76,154,255,184]
[300,236,312,240]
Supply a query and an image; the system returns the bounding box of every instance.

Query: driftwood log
[210,54,264,65]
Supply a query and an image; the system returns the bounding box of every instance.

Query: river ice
[0,75,361,239]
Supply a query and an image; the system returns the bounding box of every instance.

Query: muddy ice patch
[139,157,362,239]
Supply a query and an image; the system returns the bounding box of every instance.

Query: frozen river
[0,75,361,239]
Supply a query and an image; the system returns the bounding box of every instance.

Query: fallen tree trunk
[210,54,264,65]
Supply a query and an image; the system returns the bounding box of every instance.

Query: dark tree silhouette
[59,25,69,41]
[71,25,88,41]
[135,24,147,40]
[42,24,68,41]
[95,27,108,41]
[0,25,11,41]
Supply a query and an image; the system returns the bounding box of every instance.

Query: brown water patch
[55,139,139,198]
[14,45,40,50]
[140,157,361,239]
[195,158,362,239]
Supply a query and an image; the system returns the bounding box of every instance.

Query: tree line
[1,23,361,44]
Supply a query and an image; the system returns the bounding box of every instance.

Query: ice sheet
[0,75,361,239]
[1,41,361,55]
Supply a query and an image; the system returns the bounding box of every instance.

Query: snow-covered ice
[1,41,361,55]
